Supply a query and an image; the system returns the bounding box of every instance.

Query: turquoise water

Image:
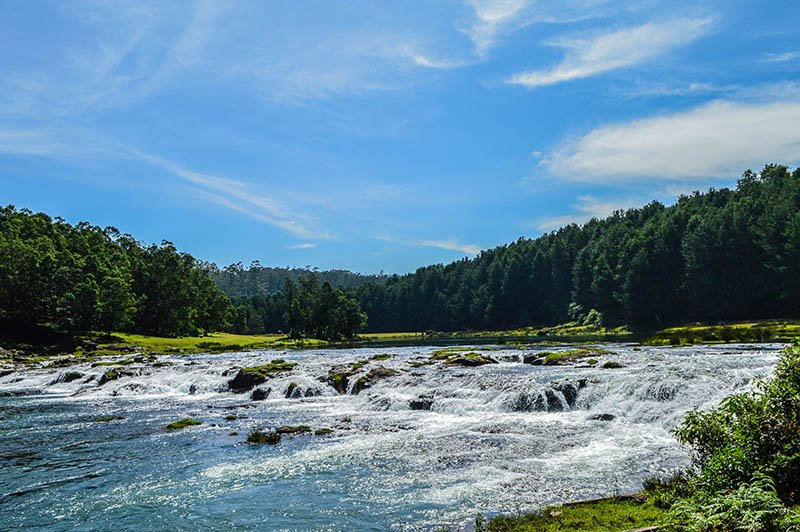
[0,343,781,530]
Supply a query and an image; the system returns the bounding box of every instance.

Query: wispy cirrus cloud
[544,97,800,181]
[123,149,328,239]
[0,124,327,239]
[377,234,480,256]
[534,194,640,231]
[507,17,712,88]
[763,51,800,63]
[290,242,317,250]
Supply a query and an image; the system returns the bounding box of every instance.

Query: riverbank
[2,319,799,369]
[481,492,666,532]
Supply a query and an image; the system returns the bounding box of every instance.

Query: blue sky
[1,1,799,273]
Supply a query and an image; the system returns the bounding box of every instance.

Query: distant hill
[206,262,388,298]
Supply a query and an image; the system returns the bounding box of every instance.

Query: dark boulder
[251,388,271,401]
[589,413,616,421]
[409,394,434,410]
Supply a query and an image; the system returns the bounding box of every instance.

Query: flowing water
[0,343,783,531]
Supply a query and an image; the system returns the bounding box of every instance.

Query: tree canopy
[0,206,232,337]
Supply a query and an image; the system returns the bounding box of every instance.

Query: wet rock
[275,425,311,435]
[602,361,623,369]
[228,360,297,393]
[326,365,356,394]
[522,353,542,364]
[551,381,580,407]
[251,388,271,401]
[409,393,434,410]
[53,371,83,384]
[284,382,298,398]
[507,392,547,412]
[590,413,616,421]
[188,383,198,395]
[445,354,498,366]
[0,369,14,378]
[98,368,139,386]
[544,389,565,411]
[351,366,399,394]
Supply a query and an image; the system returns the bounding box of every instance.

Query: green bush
[673,340,800,501]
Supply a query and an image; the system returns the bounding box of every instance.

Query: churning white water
[0,342,782,530]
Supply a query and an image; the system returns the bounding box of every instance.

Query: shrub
[663,474,800,532]
[672,340,800,501]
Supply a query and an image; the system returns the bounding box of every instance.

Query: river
[0,342,782,530]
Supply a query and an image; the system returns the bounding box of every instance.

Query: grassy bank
[3,319,800,368]
[643,320,800,346]
[481,494,665,532]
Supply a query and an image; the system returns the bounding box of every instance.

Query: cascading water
[0,343,782,530]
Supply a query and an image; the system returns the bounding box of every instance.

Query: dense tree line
[207,262,387,298]
[349,165,800,332]
[228,275,366,340]
[0,206,232,337]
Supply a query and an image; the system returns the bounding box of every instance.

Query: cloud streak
[544,98,800,181]
[377,235,480,256]
[507,17,711,88]
[535,195,640,231]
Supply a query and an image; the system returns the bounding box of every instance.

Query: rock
[544,389,564,411]
[284,382,298,398]
[602,361,623,369]
[188,383,198,395]
[589,413,616,421]
[98,368,138,386]
[552,381,580,407]
[227,360,297,393]
[351,366,399,394]
[251,388,271,401]
[445,354,498,366]
[409,393,434,410]
[275,425,311,434]
[314,428,333,435]
[522,353,543,364]
[58,371,83,383]
[326,365,357,394]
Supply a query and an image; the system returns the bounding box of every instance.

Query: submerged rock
[228,360,297,393]
[409,393,434,410]
[589,413,616,421]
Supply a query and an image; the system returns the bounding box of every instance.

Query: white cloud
[419,239,481,255]
[544,98,800,181]
[763,51,800,63]
[465,0,532,57]
[507,17,711,88]
[125,149,326,239]
[377,235,480,256]
[535,195,639,231]
[290,243,317,250]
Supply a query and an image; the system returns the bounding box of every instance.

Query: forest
[2,164,799,339]
[0,205,231,338]
[227,164,800,334]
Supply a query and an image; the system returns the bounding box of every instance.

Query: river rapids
[0,342,783,530]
